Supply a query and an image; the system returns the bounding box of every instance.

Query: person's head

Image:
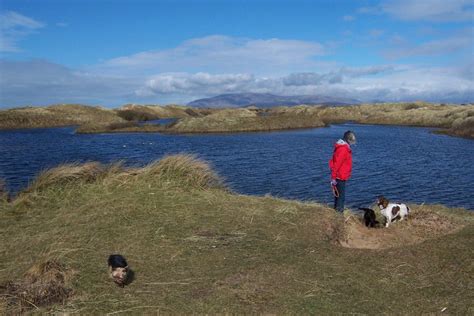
[343,130,356,145]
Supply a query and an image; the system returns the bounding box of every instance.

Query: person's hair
[343,130,356,144]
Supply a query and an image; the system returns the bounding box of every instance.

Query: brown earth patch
[337,207,465,249]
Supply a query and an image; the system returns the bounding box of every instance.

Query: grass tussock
[1,155,473,313]
[0,104,124,130]
[18,155,222,201]
[139,154,223,189]
[24,162,106,193]
[0,259,73,313]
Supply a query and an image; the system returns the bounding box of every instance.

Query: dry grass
[138,154,223,189]
[116,104,211,121]
[439,115,474,138]
[0,259,73,313]
[18,155,221,198]
[0,104,125,130]
[314,102,474,129]
[23,162,106,193]
[4,103,472,138]
[79,103,473,138]
[1,155,473,313]
[167,108,326,133]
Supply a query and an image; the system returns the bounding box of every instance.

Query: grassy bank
[76,102,474,138]
[313,102,474,138]
[0,104,124,130]
[1,155,473,314]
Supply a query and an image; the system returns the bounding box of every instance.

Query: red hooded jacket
[329,139,352,181]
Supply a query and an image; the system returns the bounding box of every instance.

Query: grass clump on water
[1,155,473,314]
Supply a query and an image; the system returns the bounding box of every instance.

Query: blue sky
[0,0,473,107]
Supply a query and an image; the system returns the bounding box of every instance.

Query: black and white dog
[376,196,410,228]
[108,254,129,287]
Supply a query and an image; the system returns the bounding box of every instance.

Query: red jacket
[329,139,352,181]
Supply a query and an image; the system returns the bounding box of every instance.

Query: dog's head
[377,196,389,209]
[110,266,128,285]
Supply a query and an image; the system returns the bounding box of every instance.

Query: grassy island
[1,155,473,314]
[76,103,474,139]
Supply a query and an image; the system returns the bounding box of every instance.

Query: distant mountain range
[187,93,360,108]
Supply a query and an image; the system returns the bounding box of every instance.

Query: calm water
[0,124,473,210]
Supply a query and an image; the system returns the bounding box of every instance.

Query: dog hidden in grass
[358,207,379,228]
[108,254,129,287]
[377,196,410,227]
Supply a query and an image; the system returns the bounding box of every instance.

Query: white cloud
[1,58,472,107]
[130,65,472,104]
[1,33,473,107]
[97,35,327,76]
[136,72,255,96]
[0,11,44,52]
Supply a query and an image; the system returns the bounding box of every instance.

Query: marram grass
[1,155,473,314]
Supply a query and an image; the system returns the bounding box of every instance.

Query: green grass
[1,155,473,314]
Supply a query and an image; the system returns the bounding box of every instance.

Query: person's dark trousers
[334,179,346,213]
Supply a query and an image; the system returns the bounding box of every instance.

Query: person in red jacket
[329,130,356,212]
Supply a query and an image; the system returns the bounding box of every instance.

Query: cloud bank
[1,56,472,107]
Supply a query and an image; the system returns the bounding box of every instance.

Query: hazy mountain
[187,93,360,108]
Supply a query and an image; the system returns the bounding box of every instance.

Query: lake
[0,124,473,210]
